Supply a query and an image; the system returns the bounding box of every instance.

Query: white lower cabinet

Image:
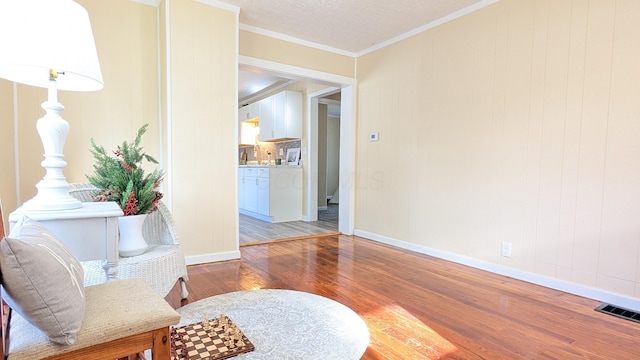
[238,169,245,209]
[257,172,270,216]
[239,166,302,222]
[240,167,258,212]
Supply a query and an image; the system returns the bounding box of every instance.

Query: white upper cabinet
[239,102,260,146]
[239,102,259,121]
[258,96,275,141]
[239,121,257,146]
[259,90,302,141]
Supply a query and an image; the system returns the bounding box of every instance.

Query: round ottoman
[175,289,369,359]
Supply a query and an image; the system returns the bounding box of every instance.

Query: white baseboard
[354,229,640,312]
[185,250,240,266]
[239,209,273,222]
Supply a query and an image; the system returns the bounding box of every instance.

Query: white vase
[118,214,148,257]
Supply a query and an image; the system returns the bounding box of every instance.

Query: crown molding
[357,0,500,57]
[240,24,357,59]
[131,0,240,13]
[193,0,239,13]
[130,0,160,7]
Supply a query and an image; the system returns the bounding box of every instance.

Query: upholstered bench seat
[7,278,180,359]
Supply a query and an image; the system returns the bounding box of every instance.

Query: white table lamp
[0,0,103,211]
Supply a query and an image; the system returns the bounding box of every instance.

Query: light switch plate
[501,242,511,257]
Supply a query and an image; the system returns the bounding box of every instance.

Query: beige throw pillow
[0,216,85,345]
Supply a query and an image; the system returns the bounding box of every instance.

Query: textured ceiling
[220,0,490,54]
[231,0,494,102]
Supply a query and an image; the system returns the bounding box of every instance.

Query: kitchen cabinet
[238,168,246,209]
[239,120,258,146]
[238,166,302,222]
[259,90,302,141]
[256,169,270,215]
[241,167,258,212]
[258,96,275,141]
[239,103,259,147]
[239,102,259,121]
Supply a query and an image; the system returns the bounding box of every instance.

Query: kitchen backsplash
[239,140,301,164]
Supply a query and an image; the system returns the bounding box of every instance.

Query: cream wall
[166,0,238,259]
[355,0,640,302]
[1,0,239,261]
[0,0,160,210]
[239,30,354,79]
[0,81,17,220]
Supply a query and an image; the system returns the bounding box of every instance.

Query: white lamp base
[23,96,81,211]
[23,182,81,211]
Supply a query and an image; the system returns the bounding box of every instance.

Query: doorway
[237,87,341,245]
[237,58,355,245]
[316,95,341,226]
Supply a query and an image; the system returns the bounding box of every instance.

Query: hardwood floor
[165,235,640,359]
[239,204,339,245]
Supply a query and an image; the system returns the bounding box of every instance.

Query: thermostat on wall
[369,132,379,141]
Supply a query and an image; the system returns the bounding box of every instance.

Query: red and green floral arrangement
[87,124,164,216]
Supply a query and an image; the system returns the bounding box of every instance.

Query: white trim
[164,0,173,209]
[307,94,320,222]
[234,5,241,252]
[192,0,240,13]
[239,56,355,86]
[357,0,500,56]
[155,0,164,206]
[354,229,640,312]
[134,0,241,12]
[131,0,160,7]
[236,57,356,235]
[185,250,241,266]
[239,209,272,223]
[237,1,498,58]
[240,79,295,105]
[338,86,355,235]
[307,86,341,225]
[12,83,20,205]
[240,24,356,58]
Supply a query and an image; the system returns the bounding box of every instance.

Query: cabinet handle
[256,178,258,186]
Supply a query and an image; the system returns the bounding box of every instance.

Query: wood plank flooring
[239,204,338,245]
[165,235,640,359]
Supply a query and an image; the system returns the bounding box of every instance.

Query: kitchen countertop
[239,164,302,168]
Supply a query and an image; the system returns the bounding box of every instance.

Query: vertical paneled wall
[0,81,16,216]
[2,0,160,210]
[356,0,640,299]
[168,0,238,257]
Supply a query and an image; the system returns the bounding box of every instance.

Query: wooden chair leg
[150,327,171,360]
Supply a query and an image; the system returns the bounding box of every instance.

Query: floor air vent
[595,303,640,323]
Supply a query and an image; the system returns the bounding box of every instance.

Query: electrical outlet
[501,242,512,257]
[279,148,283,156]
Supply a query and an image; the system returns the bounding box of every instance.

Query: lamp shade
[0,0,103,91]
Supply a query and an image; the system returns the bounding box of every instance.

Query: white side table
[8,202,123,280]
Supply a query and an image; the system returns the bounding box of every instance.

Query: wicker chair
[0,197,180,359]
[69,182,189,299]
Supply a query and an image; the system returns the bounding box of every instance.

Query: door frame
[238,55,356,235]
